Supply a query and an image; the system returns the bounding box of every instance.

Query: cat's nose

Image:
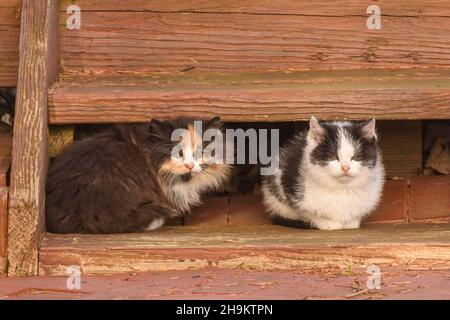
[341,164,350,172]
[184,162,194,170]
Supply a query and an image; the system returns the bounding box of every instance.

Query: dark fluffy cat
[46,117,231,234]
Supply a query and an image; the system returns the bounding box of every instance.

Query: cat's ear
[307,116,325,143]
[360,118,377,140]
[149,119,170,140]
[205,116,222,129]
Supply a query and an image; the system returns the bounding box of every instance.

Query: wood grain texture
[0,187,8,274]
[0,133,11,274]
[0,0,21,86]
[58,0,450,16]
[378,121,422,178]
[39,224,450,275]
[7,0,59,276]
[58,8,450,75]
[48,69,450,123]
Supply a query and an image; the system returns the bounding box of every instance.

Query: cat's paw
[145,218,165,231]
[312,219,345,230]
[342,220,361,230]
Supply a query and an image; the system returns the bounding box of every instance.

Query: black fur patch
[280,134,307,205]
[347,123,378,168]
[310,123,340,166]
[310,121,378,168]
[271,215,312,229]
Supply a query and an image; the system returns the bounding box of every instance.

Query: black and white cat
[262,116,385,230]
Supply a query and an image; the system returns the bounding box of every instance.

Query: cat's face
[307,116,379,181]
[148,117,226,181]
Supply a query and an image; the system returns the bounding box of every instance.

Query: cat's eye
[351,155,360,161]
[330,155,339,161]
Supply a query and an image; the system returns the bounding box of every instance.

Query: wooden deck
[40,223,450,275]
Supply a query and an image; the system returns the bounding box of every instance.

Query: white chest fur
[163,166,230,213]
[296,161,384,230]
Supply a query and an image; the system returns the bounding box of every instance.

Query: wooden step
[58,0,450,76]
[39,223,450,275]
[48,69,450,123]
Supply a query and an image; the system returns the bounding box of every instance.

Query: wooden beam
[48,69,450,123]
[39,224,450,275]
[7,0,59,276]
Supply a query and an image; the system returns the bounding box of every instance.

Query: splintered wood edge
[40,224,450,275]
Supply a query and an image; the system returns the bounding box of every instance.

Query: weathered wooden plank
[0,187,8,274]
[58,10,450,75]
[0,133,11,274]
[44,224,450,250]
[0,0,21,86]
[377,121,422,178]
[48,69,450,123]
[39,224,450,275]
[7,0,59,276]
[58,0,450,16]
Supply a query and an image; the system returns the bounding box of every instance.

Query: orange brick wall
[188,176,450,226]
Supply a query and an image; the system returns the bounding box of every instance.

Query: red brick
[366,179,408,223]
[184,196,228,226]
[228,194,272,225]
[410,176,450,220]
[177,176,449,226]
